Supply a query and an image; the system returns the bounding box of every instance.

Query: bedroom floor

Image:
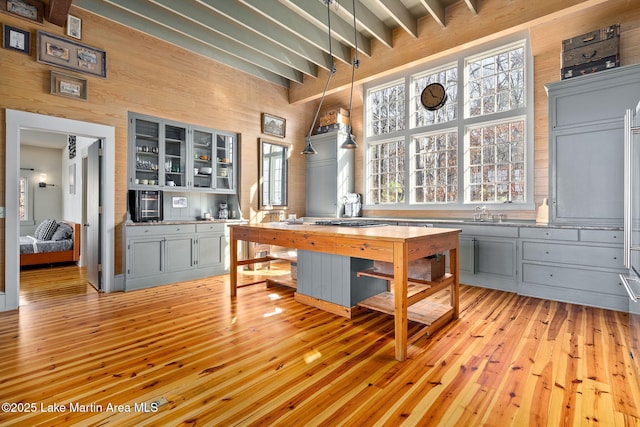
[19,265,97,306]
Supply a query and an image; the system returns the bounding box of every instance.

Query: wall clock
[420,82,447,111]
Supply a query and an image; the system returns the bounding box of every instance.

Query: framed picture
[0,0,44,23]
[66,15,81,39]
[3,24,30,54]
[37,30,107,78]
[50,71,88,101]
[261,113,286,138]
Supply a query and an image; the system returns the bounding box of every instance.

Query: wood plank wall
[0,4,313,282]
[1,0,640,291]
[315,0,640,221]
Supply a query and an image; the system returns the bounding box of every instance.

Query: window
[19,176,31,222]
[364,38,532,209]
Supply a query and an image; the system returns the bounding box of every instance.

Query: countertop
[124,219,248,226]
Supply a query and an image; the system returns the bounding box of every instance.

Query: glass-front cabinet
[128,113,237,193]
[215,132,235,193]
[192,127,214,190]
[164,122,187,189]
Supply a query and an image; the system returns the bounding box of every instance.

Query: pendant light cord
[348,0,359,132]
[304,0,336,152]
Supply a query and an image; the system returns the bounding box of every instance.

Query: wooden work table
[229,222,461,361]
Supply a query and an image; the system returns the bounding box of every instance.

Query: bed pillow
[34,218,58,241]
[51,222,73,241]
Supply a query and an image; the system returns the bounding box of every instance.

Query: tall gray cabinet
[305,131,354,217]
[546,64,640,225]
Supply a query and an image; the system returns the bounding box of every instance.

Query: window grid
[411,66,458,128]
[364,39,529,208]
[466,119,525,203]
[368,139,405,204]
[412,131,458,203]
[368,81,405,136]
[467,46,525,118]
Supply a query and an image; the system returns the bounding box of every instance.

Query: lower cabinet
[519,227,627,311]
[447,224,519,293]
[124,223,227,291]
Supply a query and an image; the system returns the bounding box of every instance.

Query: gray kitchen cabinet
[128,112,238,193]
[124,222,228,290]
[296,250,387,308]
[519,226,627,311]
[546,64,640,225]
[305,131,354,217]
[195,222,226,271]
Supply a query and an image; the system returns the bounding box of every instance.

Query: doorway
[4,110,116,311]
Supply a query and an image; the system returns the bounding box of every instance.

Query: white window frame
[19,175,35,225]
[363,34,534,211]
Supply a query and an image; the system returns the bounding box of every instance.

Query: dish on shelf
[200,167,213,174]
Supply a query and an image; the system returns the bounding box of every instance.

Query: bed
[20,220,81,267]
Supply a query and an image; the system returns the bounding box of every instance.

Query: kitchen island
[229,222,461,361]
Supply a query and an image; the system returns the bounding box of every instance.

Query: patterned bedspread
[19,236,73,254]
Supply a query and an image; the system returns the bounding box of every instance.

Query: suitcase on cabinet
[561,24,619,79]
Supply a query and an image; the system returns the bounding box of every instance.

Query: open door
[85,139,102,290]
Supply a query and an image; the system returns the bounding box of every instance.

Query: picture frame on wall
[66,15,81,39]
[50,70,88,101]
[261,113,286,138]
[0,0,44,23]
[2,24,30,54]
[37,30,107,78]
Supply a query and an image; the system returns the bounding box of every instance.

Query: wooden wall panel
[0,8,312,278]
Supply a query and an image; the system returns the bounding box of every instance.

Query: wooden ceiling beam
[47,0,73,26]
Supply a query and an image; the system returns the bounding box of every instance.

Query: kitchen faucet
[474,205,490,222]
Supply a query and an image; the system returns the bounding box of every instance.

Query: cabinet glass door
[164,124,187,188]
[192,129,214,189]
[134,118,160,187]
[215,133,234,191]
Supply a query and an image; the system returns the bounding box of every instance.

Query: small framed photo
[261,113,286,138]
[0,0,44,23]
[37,30,107,78]
[3,24,30,54]
[50,71,88,101]
[66,15,81,39]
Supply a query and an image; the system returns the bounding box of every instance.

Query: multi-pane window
[465,119,525,203]
[412,131,458,203]
[467,46,525,117]
[365,39,530,208]
[368,139,405,204]
[368,81,405,136]
[412,66,458,127]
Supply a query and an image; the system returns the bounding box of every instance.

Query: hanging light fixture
[341,0,359,150]
[302,0,337,155]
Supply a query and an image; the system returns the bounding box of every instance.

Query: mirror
[259,138,289,208]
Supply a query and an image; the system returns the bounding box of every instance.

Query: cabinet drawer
[519,227,578,241]
[460,224,519,238]
[579,229,623,244]
[196,223,225,233]
[522,263,625,296]
[522,241,624,269]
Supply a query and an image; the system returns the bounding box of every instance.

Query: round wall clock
[420,82,448,111]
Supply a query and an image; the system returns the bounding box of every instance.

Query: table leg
[230,229,238,297]
[449,245,459,319]
[393,241,408,361]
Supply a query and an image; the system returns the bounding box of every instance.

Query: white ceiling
[73,0,476,88]
[21,130,68,149]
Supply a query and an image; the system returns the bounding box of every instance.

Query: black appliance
[129,190,163,222]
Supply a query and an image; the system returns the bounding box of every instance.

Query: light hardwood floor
[2,265,640,426]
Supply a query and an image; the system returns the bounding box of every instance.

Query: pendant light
[302,0,336,155]
[341,0,359,150]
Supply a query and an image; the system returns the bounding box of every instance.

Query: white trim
[3,110,116,311]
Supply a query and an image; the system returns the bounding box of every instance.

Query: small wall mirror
[259,138,289,209]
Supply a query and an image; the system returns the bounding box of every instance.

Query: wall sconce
[39,173,54,187]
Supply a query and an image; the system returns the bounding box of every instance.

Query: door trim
[4,109,116,311]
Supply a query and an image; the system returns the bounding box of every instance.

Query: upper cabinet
[128,113,238,193]
[546,64,640,226]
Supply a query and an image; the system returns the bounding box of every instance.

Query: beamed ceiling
[73,0,477,88]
